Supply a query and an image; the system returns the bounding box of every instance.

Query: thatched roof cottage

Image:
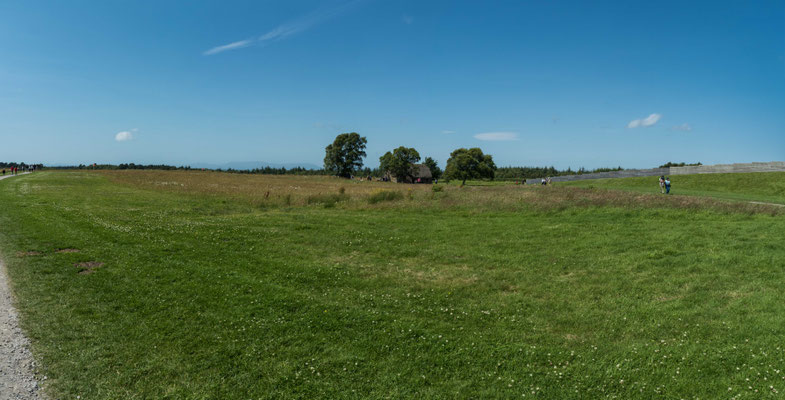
[385,163,433,183]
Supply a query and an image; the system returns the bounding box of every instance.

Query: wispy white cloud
[474,131,519,141]
[627,113,661,128]
[115,129,136,142]
[203,40,253,56]
[204,1,362,56]
[441,130,455,134]
[402,15,414,25]
[672,123,692,131]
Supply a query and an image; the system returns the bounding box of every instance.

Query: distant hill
[191,161,322,171]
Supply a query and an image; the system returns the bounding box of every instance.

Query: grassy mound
[560,171,785,204]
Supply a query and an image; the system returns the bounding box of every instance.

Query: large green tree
[423,157,442,180]
[323,133,367,178]
[379,146,420,182]
[444,148,496,185]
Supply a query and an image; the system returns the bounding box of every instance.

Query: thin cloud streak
[474,132,519,141]
[203,40,253,56]
[203,1,362,56]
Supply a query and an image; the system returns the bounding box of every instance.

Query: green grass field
[1,171,784,399]
[560,171,785,205]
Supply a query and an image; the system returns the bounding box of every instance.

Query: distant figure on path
[541,178,546,185]
[664,177,671,194]
[659,176,665,194]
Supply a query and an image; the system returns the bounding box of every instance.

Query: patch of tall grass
[367,189,404,204]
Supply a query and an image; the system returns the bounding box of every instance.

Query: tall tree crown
[444,147,496,185]
[323,133,367,178]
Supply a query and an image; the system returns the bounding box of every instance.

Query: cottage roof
[412,164,432,179]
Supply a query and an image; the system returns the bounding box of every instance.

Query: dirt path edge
[0,257,45,400]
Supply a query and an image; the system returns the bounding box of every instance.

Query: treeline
[495,165,624,180]
[0,162,44,169]
[13,161,629,180]
[659,162,702,168]
[42,163,332,176]
[46,163,190,170]
[224,166,326,175]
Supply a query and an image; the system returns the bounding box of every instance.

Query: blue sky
[1,0,783,169]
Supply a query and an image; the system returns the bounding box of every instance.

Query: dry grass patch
[97,170,432,207]
[94,170,784,215]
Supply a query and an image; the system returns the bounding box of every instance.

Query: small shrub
[407,188,414,200]
[367,190,403,204]
[283,194,292,206]
[338,186,346,195]
[432,185,444,193]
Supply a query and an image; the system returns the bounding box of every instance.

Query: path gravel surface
[0,172,45,400]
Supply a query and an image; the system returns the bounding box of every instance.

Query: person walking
[664,177,671,194]
[659,176,665,194]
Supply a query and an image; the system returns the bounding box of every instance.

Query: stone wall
[669,161,785,175]
[525,161,785,184]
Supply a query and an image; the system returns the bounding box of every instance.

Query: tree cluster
[379,147,421,182]
[323,133,448,183]
[444,148,496,185]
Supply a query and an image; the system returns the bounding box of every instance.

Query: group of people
[659,176,672,194]
[1,166,34,176]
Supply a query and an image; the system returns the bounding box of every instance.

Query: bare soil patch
[74,261,104,275]
[17,251,42,257]
[55,248,80,254]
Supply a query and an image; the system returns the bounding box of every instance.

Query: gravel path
[0,172,45,400]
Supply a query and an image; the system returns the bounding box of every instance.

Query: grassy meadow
[1,170,784,399]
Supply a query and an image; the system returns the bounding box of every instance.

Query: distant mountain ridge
[190,161,322,171]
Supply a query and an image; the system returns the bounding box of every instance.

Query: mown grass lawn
[560,171,785,205]
[1,171,784,399]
